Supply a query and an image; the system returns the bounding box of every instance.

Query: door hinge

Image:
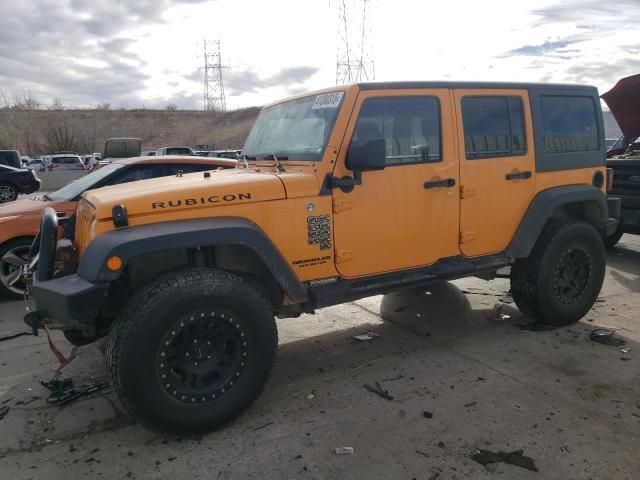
[333,199,353,213]
[460,186,475,199]
[335,249,353,263]
[460,231,475,244]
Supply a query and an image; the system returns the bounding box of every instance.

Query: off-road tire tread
[106,267,277,434]
[510,219,604,326]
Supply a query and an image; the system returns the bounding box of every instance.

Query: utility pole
[202,39,227,112]
[336,0,375,85]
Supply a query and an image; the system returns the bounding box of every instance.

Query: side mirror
[346,138,386,171]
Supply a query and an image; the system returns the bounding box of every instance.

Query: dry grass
[0,107,260,155]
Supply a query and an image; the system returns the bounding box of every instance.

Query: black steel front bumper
[32,275,107,328]
[27,206,107,329]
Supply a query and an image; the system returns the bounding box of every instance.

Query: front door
[454,89,537,257]
[332,89,460,278]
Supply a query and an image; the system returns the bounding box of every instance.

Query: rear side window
[353,97,442,166]
[540,96,599,153]
[462,96,526,159]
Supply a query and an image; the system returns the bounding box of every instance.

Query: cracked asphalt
[1,236,639,479]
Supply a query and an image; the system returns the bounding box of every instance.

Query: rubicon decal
[152,192,252,209]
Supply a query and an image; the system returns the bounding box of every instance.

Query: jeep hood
[602,74,640,137]
[82,169,283,219]
[82,168,320,219]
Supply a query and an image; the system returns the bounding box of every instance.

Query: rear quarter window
[540,96,599,154]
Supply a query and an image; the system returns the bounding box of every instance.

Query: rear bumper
[606,196,621,236]
[31,275,107,328]
[19,179,40,194]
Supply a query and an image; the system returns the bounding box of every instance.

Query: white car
[26,159,46,171]
[47,154,86,170]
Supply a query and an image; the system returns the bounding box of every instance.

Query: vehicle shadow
[606,244,640,292]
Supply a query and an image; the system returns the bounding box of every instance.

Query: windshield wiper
[261,154,287,172]
[43,194,53,202]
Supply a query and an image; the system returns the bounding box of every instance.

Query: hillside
[0,107,261,156]
[0,106,623,157]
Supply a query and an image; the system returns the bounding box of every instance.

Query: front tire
[107,268,278,435]
[511,220,605,326]
[0,237,34,299]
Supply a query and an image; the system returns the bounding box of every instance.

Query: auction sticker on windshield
[312,92,344,110]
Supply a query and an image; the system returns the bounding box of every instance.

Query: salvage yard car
[0,164,40,204]
[48,153,86,170]
[0,155,236,299]
[28,81,618,435]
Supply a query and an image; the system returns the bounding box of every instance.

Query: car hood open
[602,74,640,137]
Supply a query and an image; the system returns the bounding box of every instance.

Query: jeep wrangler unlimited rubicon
[27,82,618,434]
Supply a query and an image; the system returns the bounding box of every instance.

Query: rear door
[454,89,536,257]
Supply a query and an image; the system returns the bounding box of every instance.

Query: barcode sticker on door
[312,92,344,110]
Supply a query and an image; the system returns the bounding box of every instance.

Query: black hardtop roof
[357,81,598,92]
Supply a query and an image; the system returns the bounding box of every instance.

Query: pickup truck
[603,74,640,246]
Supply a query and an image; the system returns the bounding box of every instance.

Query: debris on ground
[519,322,557,331]
[422,411,433,419]
[464,401,477,408]
[589,328,626,346]
[41,378,110,406]
[253,421,274,431]
[363,381,393,401]
[428,473,440,480]
[0,405,8,420]
[351,331,379,342]
[0,331,32,342]
[334,447,354,455]
[471,448,538,472]
[621,347,631,354]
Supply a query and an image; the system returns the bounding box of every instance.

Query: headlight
[0,216,21,224]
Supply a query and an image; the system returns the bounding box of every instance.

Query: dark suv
[0,150,22,169]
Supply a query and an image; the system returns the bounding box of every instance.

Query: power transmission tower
[336,0,375,85]
[203,39,227,112]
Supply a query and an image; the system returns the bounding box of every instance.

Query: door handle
[424,178,456,189]
[506,171,532,180]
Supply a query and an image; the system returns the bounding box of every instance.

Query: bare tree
[166,103,178,111]
[0,89,19,149]
[49,98,64,110]
[43,112,77,152]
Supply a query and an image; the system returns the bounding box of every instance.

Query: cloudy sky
[0,0,638,110]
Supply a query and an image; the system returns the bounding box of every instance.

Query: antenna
[336,0,375,85]
[202,39,227,112]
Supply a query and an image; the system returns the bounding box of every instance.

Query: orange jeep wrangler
[27,82,619,434]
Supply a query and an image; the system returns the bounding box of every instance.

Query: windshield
[48,163,125,201]
[243,91,345,161]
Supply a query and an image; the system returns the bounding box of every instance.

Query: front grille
[609,161,640,196]
[75,199,96,257]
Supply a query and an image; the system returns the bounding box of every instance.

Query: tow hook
[24,311,43,336]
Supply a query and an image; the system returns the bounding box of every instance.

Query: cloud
[504,39,583,57]
[0,0,210,107]
[224,66,319,96]
[531,0,640,26]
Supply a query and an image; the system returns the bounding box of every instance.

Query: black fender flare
[77,217,308,303]
[506,185,608,259]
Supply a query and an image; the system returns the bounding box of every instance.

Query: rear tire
[511,220,605,326]
[107,268,278,435]
[0,183,18,203]
[604,225,624,248]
